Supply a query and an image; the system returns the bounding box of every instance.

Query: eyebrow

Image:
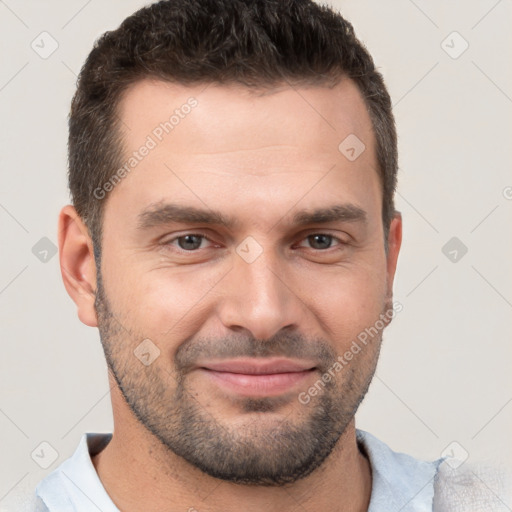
[291,204,367,226]
[137,202,367,231]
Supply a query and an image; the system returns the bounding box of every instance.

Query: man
[32,0,463,510]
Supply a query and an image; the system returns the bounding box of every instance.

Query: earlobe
[58,205,98,327]
[385,211,403,298]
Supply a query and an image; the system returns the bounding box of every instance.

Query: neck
[92,382,372,512]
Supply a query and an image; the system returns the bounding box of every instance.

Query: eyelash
[161,232,348,253]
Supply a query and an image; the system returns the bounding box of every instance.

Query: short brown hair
[68,0,397,256]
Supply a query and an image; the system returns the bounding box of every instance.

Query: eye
[297,233,344,250]
[165,233,214,251]
[161,232,347,255]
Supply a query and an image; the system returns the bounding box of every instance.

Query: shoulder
[33,433,114,512]
[356,430,512,512]
[433,459,512,511]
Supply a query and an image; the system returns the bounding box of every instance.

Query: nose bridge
[218,237,303,340]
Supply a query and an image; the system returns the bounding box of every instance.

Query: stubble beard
[94,270,385,486]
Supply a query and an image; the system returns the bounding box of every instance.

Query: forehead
[117,78,374,160]
[105,78,380,232]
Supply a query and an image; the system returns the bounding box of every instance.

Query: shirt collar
[36,433,118,512]
[37,430,441,511]
[356,429,442,511]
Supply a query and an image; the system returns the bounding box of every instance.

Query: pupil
[179,235,202,250]
[310,234,331,249]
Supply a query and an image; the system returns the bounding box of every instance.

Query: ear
[385,211,402,298]
[58,205,98,327]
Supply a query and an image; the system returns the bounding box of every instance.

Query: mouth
[197,358,317,397]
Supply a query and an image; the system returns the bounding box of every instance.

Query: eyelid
[161,230,350,253]
[294,232,349,249]
[161,231,217,249]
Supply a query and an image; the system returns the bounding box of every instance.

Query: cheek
[102,236,388,352]
[109,263,229,341]
[299,259,388,342]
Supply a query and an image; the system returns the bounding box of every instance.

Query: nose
[216,241,305,341]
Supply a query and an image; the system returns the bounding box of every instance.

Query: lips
[201,358,316,374]
[198,358,317,397]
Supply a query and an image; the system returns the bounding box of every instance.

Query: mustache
[174,330,338,374]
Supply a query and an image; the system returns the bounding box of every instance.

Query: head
[59,0,402,486]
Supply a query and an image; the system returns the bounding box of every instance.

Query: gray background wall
[1,1,511,509]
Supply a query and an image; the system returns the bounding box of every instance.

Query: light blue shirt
[33,430,443,511]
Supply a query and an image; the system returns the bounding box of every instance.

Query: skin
[58,78,402,511]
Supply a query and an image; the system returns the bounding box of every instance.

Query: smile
[197,358,317,397]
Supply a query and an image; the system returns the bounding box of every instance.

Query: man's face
[94,79,400,485]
